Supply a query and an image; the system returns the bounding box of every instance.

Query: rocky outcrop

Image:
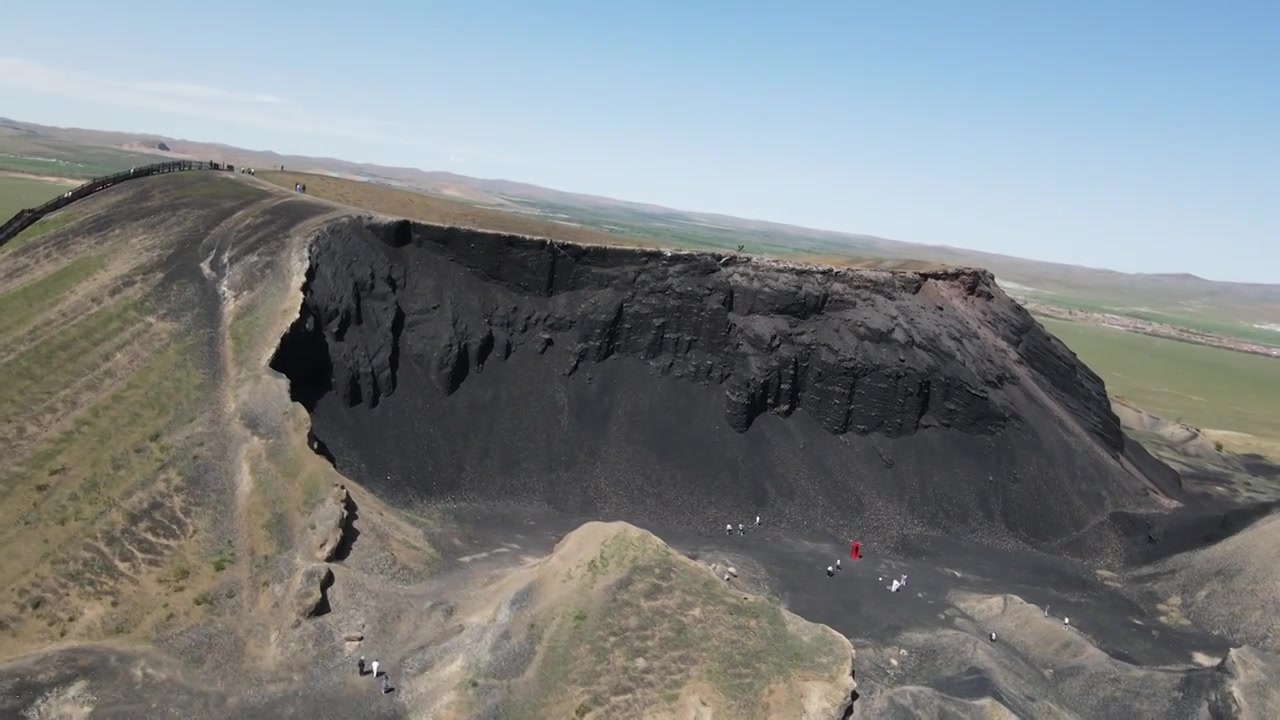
[278,218,1098,439]
[294,564,334,619]
[307,483,356,562]
[1208,647,1280,719]
[270,216,1176,549]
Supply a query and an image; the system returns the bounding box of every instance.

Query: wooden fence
[0,160,233,248]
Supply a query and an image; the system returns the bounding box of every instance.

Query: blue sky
[1,1,1277,283]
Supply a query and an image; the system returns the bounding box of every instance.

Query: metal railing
[0,160,233,247]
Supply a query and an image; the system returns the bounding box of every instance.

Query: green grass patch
[6,334,210,527]
[258,413,336,513]
[0,136,165,179]
[160,559,193,588]
[0,333,212,589]
[230,285,286,369]
[184,176,263,201]
[246,451,291,559]
[0,254,107,340]
[1043,318,1280,442]
[210,544,236,573]
[0,154,121,179]
[1030,292,1280,347]
[504,196,842,258]
[2,210,82,255]
[0,298,146,425]
[1116,308,1280,348]
[0,175,70,218]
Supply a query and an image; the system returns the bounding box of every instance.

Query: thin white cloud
[132,81,287,105]
[0,56,416,144]
[0,56,537,170]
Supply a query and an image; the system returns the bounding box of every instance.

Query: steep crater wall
[271,216,1173,548]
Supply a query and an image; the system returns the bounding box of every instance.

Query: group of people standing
[357,657,392,694]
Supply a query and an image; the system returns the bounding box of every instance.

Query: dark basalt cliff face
[272,216,1177,550]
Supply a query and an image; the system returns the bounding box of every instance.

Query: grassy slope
[0,211,83,256]
[0,213,211,649]
[0,172,348,660]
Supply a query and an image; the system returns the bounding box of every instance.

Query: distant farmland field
[0,175,71,219]
[1042,317,1280,449]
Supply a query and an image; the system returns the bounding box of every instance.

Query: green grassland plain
[1042,318,1280,452]
[0,175,72,219]
[1029,290,1280,348]
[0,135,163,180]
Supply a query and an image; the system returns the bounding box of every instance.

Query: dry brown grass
[798,253,955,273]
[261,171,661,249]
[259,172,959,276]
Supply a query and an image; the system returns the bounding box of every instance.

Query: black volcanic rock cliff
[271,216,1177,550]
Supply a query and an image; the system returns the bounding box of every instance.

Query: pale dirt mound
[412,522,855,720]
[1130,513,1280,652]
[1113,398,1223,460]
[1112,398,1280,502]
